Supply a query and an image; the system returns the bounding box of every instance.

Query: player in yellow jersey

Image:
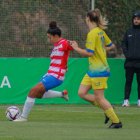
[68,9,122,129]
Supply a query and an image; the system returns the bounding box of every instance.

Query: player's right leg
[78,74,95,103]
[61,90,69,101]
[40,89,69,101]
[38,75,69,101]
[78,84,94,103]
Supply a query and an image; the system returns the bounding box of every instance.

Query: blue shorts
[39,74,63,91]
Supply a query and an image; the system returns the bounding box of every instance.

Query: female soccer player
[14,21,73,121]
[69,9,122,128]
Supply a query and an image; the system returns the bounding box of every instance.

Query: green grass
[0,104,140,140]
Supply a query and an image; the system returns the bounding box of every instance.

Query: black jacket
[121,26,140,68]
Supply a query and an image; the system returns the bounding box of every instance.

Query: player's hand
[71,41,79,50]
[67,40,73,46]
[66,68,68,72]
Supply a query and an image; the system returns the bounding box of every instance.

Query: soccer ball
[5,106,21,121]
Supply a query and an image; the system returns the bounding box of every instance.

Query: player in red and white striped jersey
[14,21,73,121]
[47,38,73,81]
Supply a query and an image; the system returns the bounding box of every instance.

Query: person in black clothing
[121,11,140,107]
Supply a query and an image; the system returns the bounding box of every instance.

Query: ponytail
[87,8,108,30]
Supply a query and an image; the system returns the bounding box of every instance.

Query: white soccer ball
[5,106,21,121]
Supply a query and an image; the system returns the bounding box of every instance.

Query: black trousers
[125,67,140,99]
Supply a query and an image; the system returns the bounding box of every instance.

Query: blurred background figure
[121,11,140,107]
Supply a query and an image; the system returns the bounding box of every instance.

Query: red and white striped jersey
[47,39,73,81]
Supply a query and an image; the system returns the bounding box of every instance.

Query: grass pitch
[0,104,140,140]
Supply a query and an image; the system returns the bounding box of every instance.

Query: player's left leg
[93,89,112,110]
[91,77,109,124]
[79,74,117,125]
[14,82,46,121]
[93,89,122,128]
[91,77,122,128]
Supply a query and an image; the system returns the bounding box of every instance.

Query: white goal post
[91,0,94,10]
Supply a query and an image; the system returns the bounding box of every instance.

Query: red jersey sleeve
[67,44,74,51]
[58,39,74,51]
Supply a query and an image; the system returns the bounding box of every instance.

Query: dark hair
[47,21,61,37]
[87,8,108,30]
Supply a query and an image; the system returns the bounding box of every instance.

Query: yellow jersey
[86,27,113,77]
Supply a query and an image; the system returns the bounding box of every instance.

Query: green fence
[0,58,138,104]
[1,0,140,58]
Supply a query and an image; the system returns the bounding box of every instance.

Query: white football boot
[62,90,69,101]
[122,99,129,107]
[138,100,140,107]
[13,116,27,122]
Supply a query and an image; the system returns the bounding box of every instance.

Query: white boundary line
[0,105,139,109]
[0,136,13,137]
[32,108,140,114]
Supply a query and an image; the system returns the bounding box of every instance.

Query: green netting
[0,0,90,57]
[0,0,140,58]
[95,0,140,58]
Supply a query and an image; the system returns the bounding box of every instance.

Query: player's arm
[104,32,116,52]
[75,47,93,57]
[70,41,93,57]
[105,44,115,51]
